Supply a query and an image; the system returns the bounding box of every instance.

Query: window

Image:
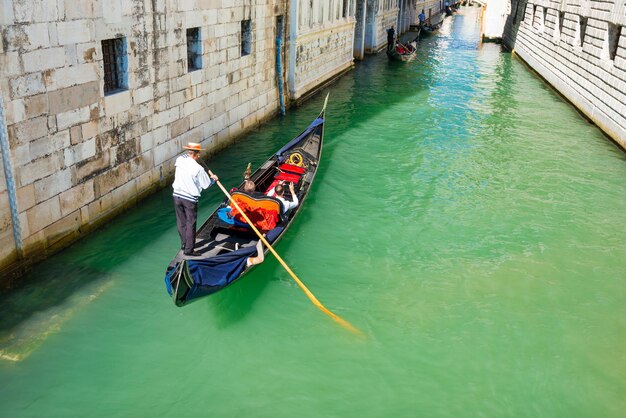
[607,24,622,61]
[241,20,251,56]
[186,28,202,71]
[343,0,348,17]
[276,15,284,40]
[578,16,587,47]
[101,37,128,94]
[542,7,547,30]
[558,11,565,36]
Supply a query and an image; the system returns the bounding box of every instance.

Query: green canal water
[2,7,625,417]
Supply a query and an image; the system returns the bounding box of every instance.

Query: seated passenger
[224,180,257,219]
[267,181,299,214]
[242,179,255,193]
[240,179,265,198]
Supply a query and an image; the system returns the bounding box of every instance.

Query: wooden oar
[211,174,362,336]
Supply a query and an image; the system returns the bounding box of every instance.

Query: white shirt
[267,187,299,213]
[172,154,213,202]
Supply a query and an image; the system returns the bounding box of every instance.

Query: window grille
[241,20,252,56]
[101,37,128,94]
[186,28,202,71]
[607,24,622,61]
[578,16,587,47]
[558,11,565,36]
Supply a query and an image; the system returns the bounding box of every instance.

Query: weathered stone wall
[412,0,445,27]
[291,21,356,98]
[362,0,443,53]
[0,0,285,284]
[288,0,357,99]
[503,0,626,149]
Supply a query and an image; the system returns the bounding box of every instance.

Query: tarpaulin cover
[231,200,280,231]
[217,207,249,228]
[275,117,323,156]
[182,226,284,302]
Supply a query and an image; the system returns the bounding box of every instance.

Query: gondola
[419,23,440,36]
[164,97,326,307]
[386,39,418,62]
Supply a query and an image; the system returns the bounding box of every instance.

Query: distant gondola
[386,39,418,62]
[164,99,326,307]
[420,22,442,36]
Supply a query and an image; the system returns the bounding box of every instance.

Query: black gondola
[164,97,327,307]
[386,39,418,62]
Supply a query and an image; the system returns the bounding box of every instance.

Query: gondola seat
[230,191,283,231]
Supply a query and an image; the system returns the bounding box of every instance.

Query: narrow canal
[2,6,625,417]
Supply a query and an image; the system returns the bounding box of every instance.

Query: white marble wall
[503,0,626,148]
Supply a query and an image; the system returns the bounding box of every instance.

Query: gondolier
[386,26,395,51]
[172,142,219,256]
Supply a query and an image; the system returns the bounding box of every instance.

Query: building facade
[503,0,626,149]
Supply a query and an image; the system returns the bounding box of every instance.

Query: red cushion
[279,163,306,174]
[275,172,301,183]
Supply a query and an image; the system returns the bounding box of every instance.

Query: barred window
[101,37,128,94]
[187,28,202,71]
[558,11,565,36]
[578,16,587,47]
[241,20,252,56]
[607,23,622,61]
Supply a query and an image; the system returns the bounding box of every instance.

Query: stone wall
[503,0,626,149]
[0,0,285,284]
[291,21,356,98]
[288,0,357,99]
[362,0,443,53]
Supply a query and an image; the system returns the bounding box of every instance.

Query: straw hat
[183,142,204,151]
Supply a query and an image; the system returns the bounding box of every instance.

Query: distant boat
[420,22,442,36]
[164,99,326,307]
[386,40,418,62]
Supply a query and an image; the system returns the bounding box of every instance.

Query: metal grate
[186,28,201,71]
[241,20,251,56]
[101,38,125,93]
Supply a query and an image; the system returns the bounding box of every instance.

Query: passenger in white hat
[172,142,218,256]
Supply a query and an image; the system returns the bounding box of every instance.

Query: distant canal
[1,6,625,417]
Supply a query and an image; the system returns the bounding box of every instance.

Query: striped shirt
[172,153,214,202]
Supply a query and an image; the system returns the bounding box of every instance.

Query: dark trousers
[174,196,197,254]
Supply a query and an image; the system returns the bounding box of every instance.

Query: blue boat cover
[216,207,250,228]
[180,226,284,302]
[275,117,323,156]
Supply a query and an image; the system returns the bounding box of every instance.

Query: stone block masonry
[503,0,626,149]
[0,0,287,286]
[0,0,410,285]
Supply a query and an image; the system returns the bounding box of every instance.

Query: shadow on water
[1,14,480,337]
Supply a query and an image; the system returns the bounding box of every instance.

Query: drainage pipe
[276,36,286,115]
[0,93,22,255]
